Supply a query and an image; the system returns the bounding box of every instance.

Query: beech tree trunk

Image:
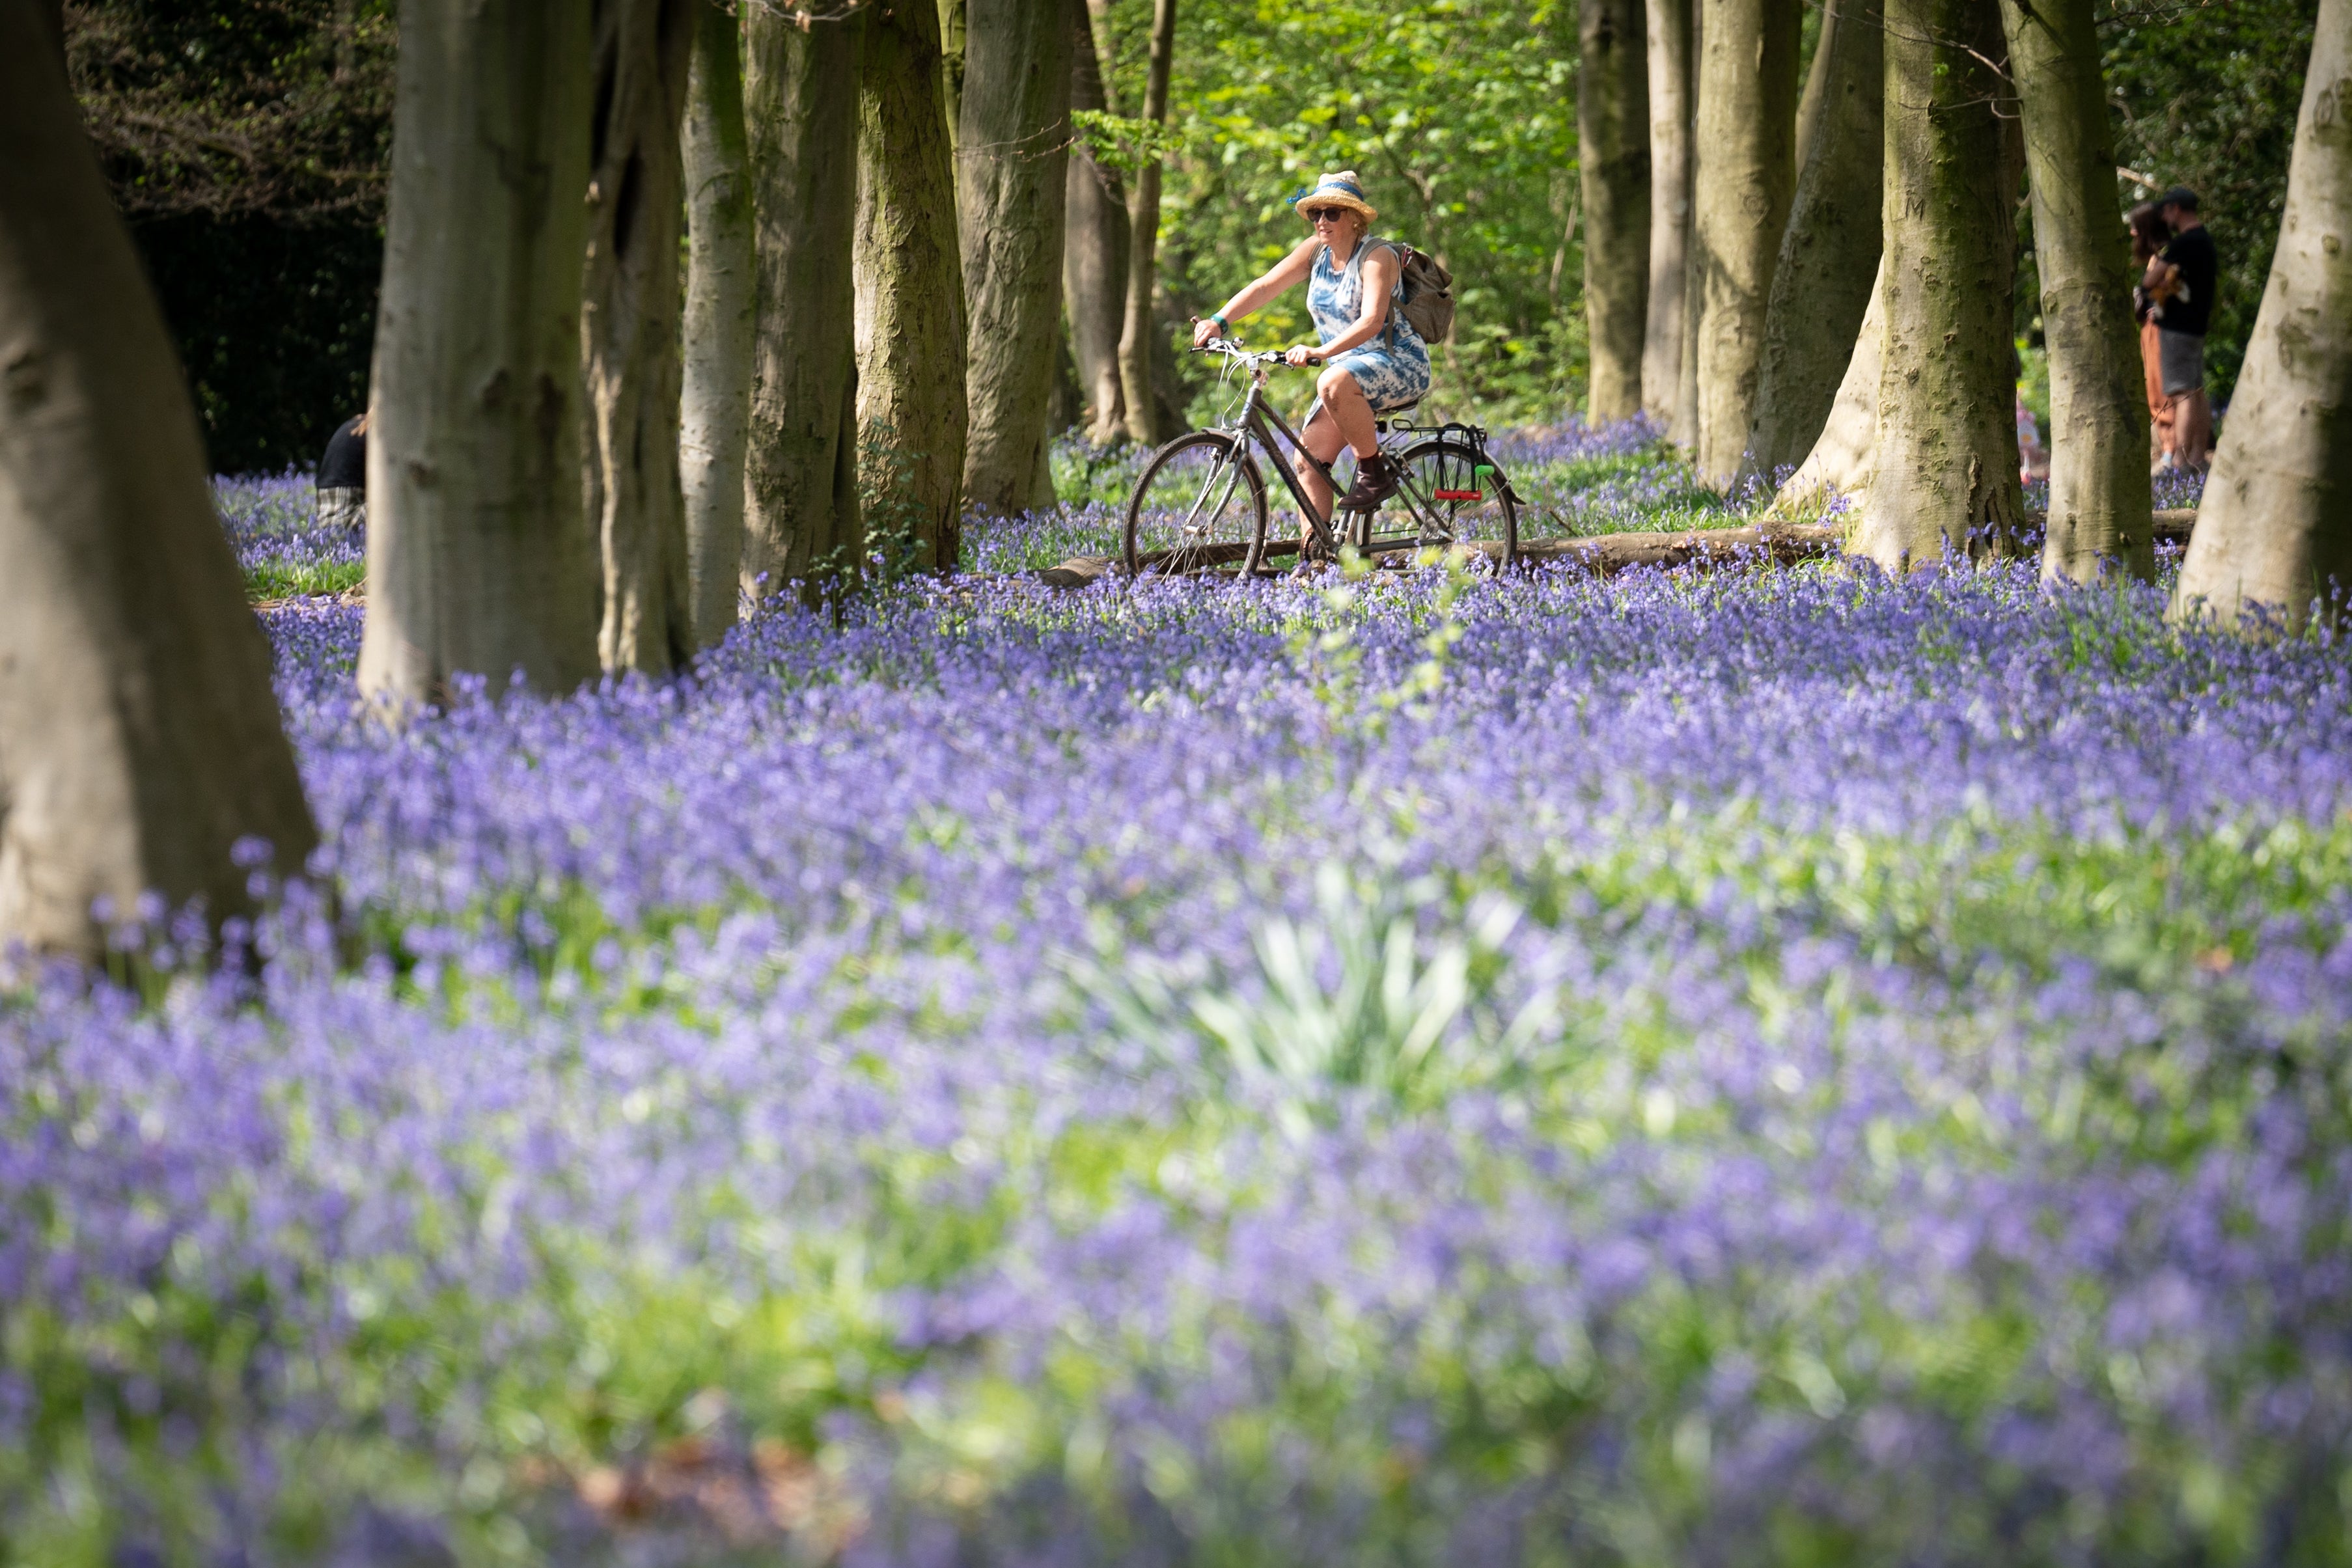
[960,0,1072,516]
[1774,254,1885,516]
[1116,0,1178,447]
[1642,0,1695,432]
[1689,0,1800,484]
[1065,0,1130,445]
[744,11,863,598]
[856,0,969,573]
[938,0,967,142]
[682,0,755,645]
[1862,0,2024,571]
[0,0,317,961]
[1739,0,1881,488]
[2001,0,2155,583]
[581,0,696,676]
[1579,0,1651,422]
[2172,2,2352,627]
[361,0,600,708]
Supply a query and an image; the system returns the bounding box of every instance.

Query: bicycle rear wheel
[1390,435,1518,571]
[1123,432,1269,578]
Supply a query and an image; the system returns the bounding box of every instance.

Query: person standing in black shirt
[316,412,367,534]
[2144,186,2218,471]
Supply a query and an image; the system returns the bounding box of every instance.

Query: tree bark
[2172,1,2352,628]
[1689,0,1799,484]
[744,10,863,601]
[0,0,317,962]
[1642,0,1696,432]
[361,0,600,708]
[1792,0,1837,174]
[1773,253,1885,516]
[1861,0,2024,571]
[1065,0,1129,445]
[960,0,1072,516]
[1579,0,1651,422]
[938,0,967,143]
[1116,0,1177,447]
[1739,0,1881,488]
[2001,0,2155,584]
[581,0,696,677]
[682,0,755,645]
[857,0,969,573]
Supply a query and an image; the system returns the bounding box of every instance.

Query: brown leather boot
[1339,452,1402,512]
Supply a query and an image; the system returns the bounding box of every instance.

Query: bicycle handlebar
[1189,337,1291,366]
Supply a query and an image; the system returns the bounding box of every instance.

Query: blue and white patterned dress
[1307,238,1432,415]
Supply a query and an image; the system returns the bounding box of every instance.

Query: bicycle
[1121,338,1519,578]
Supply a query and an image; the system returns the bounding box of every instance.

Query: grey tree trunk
[1792,0,1837,173]
[1739,0,1881,488]
[743,10,863,599]
[2172,1,2352,627]
[1579,0,1651,422]
[1642,0,1695,431]
[0,0,317,961]
[1116,0,1178,447]
[1065,0,1130,445]
[582,0,697,677]
[1773,253,1885,516]
[960,0,1072,516]
[682,0,755,645]
[2001,0,2155,583]
[857,0,969,572]
[1690,0,1800,483]
[1861,0,2024,571]
[361,0,600,708]
[938,0,967,142]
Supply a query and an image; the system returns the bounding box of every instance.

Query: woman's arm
[1288,246,1398,363]
[1191,236,1321,347]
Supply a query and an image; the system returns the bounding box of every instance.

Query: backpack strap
[1342,236,1404,351]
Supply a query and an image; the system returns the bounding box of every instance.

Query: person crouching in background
[317,411,367,534]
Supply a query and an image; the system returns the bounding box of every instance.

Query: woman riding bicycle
[1189,171,1432,549]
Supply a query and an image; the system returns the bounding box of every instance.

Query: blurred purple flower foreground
[5,506,2348,1564]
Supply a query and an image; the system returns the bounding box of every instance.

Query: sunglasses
[1305,208,1352,224]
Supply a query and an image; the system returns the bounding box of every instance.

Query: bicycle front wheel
[1392,435,1518,571]
[1123,432,1269,578]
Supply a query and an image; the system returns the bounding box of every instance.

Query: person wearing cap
[1188,171,1432,555]
[2145,185,2217,471]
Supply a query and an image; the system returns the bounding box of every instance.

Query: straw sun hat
[1291,170,1378,225]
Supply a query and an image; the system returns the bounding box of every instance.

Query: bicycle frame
[1217,361,1474,558]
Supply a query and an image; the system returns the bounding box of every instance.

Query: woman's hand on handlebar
[1190,316,1222,350]
[1282,344,1323,368]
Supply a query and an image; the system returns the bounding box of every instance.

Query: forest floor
[13,427,2349,1565]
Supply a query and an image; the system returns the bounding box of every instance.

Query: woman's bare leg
[1291,368,1381,550]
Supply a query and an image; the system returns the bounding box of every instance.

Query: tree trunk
[361,0,600,708]
[0,0,317,962]
[743,10,863,601]
[960,0,1072,516]
[1862,0,2024,571]
[2001,0,2155,584]
[1739,0,1881,488]
[1773,253,1885,516]
[857,0,969,573]
[581,0,696,677]
[1116,0,1177,447]
[1792,0,1836,174]
[681,0,755,646]
[938,0,967,144]
[1689,0,1799,484]
[1641,0,1695,432]
[1065,0,1129,445]
[2172,1,2352,627]
[1579,0,1651,422]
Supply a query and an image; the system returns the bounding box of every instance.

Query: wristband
[1210,312,1230,333]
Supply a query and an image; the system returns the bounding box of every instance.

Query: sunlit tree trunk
[960,0,1071,515]
[1116,0,1177,446]
[1689,0,1799,484]
[0,0,317,961]
[2172,2,2352,627]
[1642,0,1695,433]
[857,0,969,571]
[1740,0,1880,488]
[1861,0,2023,571]
[937,0,967,141]
[1580,0,1651,422]
[2001,0,2154,583]
[744,10,863,599]
[361,0,600,707]
[1065,0,1129,444]
[1774,253,1885,516]
[682,0,755,645]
